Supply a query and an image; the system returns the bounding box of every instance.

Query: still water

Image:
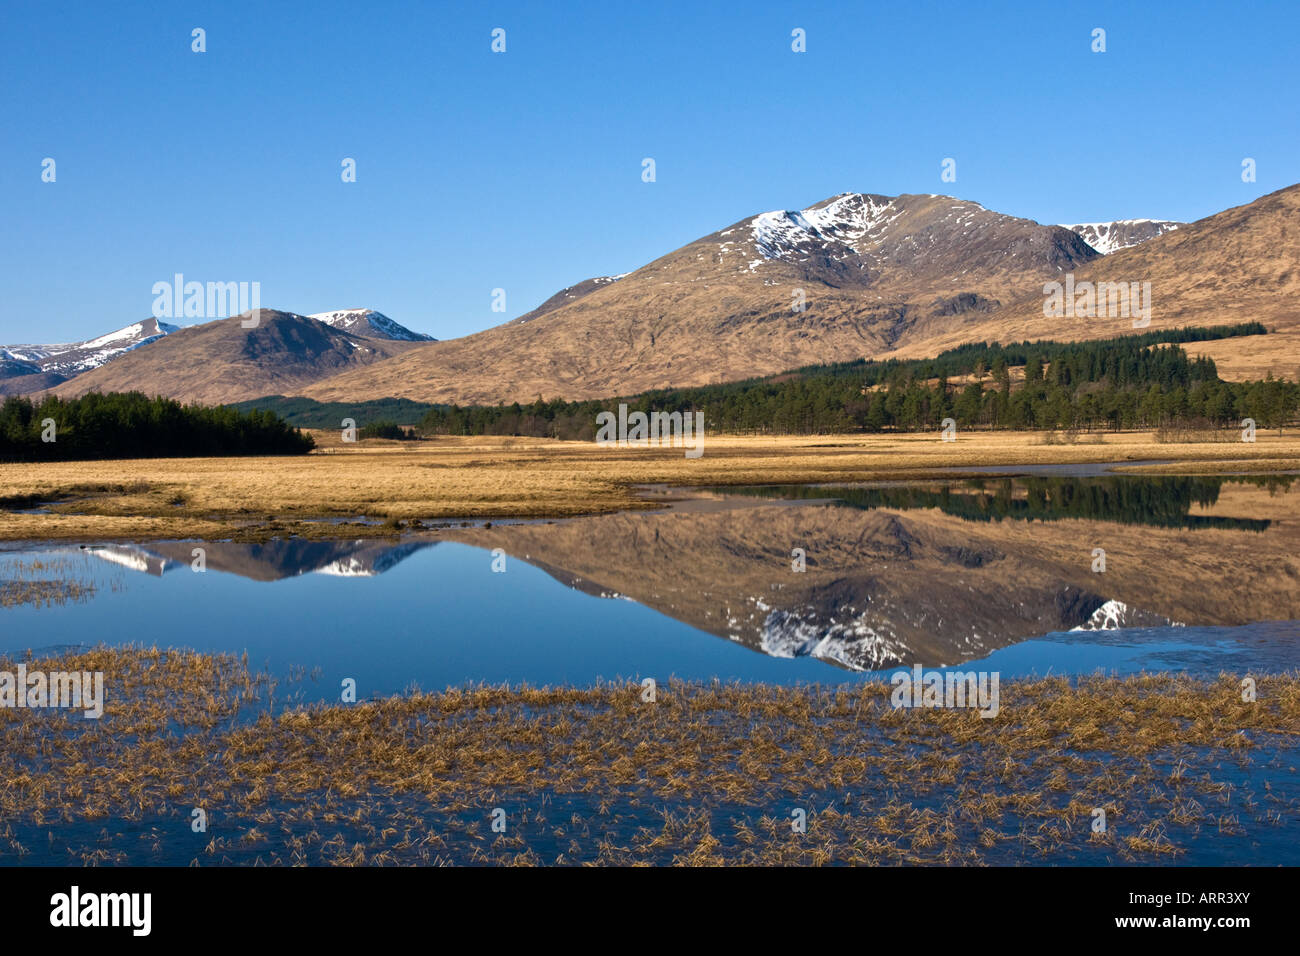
[3,474,1297,699]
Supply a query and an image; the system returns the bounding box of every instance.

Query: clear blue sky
[3,0,1296,344]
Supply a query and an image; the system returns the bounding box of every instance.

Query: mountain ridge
[301,190,1112,405]
[51,311,428,405]
[0,317,178,396]
[14,186,1295,407]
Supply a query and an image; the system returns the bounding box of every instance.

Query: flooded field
[2,472,1297,865]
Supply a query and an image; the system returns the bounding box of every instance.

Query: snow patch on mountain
[511,275,629,325]
[313,542,430,577]
[1061,220,1182,255]
[1069,599,1183,631]
[308,309,434,342]
[749,193,898,263]
[1,319,179,381]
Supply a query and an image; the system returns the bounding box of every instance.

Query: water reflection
[4,474,1298,679]
[447,475,1300,669]
[77,539,433,580]
[713,474,1290,531]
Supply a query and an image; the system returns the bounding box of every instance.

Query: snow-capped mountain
[0,317,178,395]
[308,309,434,342]
[745,192,901,269]
[301,191,1107,405]
[5,308,432,399]
[53,309,432,405]
[724,192,1097,287]
[1062,219,1182,255]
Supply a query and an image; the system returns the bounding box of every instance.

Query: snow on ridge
[308,309,433,342]
[745,191,1000,266]
[1061,220,1181,255]
[748,193,898,263]
[80,545,172,575]
[2,319,177,378]
[82,322,154,349]
[1070,599,1132,630]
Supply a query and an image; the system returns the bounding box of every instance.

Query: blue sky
[2,0,1296,344]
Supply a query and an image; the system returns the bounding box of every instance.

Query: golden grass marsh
[3,430,1299,542]
[1,646,1296,865]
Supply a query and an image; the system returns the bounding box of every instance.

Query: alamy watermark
[152,273,262,327]
[1043,273,1151,328]
[50,886,150,936]
[891,665,1000,718]
[596,403,705,458]
[0,664,104,718]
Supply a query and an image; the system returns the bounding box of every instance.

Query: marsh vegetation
[0,646,1295,865]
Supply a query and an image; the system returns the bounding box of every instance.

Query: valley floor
[2,430,1299,542]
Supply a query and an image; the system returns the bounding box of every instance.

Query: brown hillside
[301,192,1101,404]
[52,311,425,405]
[889,183,1300,361]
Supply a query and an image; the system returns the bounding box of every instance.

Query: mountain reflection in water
[4,474,1297,681]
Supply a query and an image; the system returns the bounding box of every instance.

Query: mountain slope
[890,183,1300,360]
[52,311,426,405]
[0,318,178,395]
[27,188,1293,408]
[302,192,1102,404]
[508,275,627,326]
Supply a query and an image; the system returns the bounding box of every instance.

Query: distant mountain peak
[51,308,429,405]
[308,309,435,342]
[742,192,1022,268]
[1061,219,1182,255]
[747,193,898,265]
[700,190,1098,294]
[0,317,178,396]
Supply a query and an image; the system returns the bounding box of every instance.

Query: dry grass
[0,646,1295,866]
[1184,330,1300,384]
[3,431,1300,542]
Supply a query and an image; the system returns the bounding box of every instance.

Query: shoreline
[3,430,1299,543]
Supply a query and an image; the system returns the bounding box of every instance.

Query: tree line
[0,392,315,461]
[414,324,1297,437]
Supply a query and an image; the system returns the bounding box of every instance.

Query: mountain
[0,318,177,396]
[1063,219,1181,255]
[21,187,1295,407]
[301,192,1103,405]
[52,310,427,405]
[308,309,434,342]
[887,183,1300,361]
